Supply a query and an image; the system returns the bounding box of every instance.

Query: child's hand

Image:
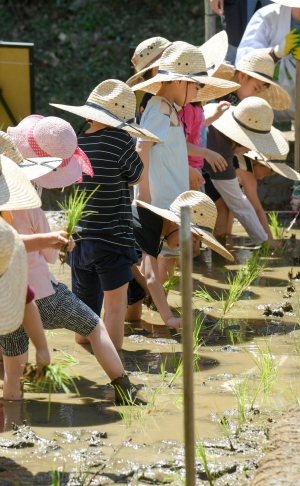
[215,101,231,119]
[189,167,205,191]
[67,236,75,253]
[165,316,181,331]
[205,149,227,173]
[35,347,51,382]
[46,231,70,250]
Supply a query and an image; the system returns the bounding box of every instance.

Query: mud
[1,220,300,484]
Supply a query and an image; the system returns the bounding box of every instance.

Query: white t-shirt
[136,96,189,209]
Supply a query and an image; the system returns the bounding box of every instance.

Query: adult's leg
[236,169,274,243]
[103,283,129,350]
[212,178,268,244]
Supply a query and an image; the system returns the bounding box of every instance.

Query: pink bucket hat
[7,115,94,189]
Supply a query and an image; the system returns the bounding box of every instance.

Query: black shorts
[127,278,146,306]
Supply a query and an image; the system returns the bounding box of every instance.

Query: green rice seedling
[57,185,100,263]
[230,377,249,435]
[159,356,168,382]
[214,405,235,451]
[247,340,279,397]
[193,285,216,302]
[117,387,161,435]
[163,274,180,293]
[45,330,66,337]
[193,311,205,348]
[268,212,286,240]
[195,441,215,486]
[22,363,80,421]
[50,467,65,486]
[53,349,79,365]
[167,357,183,387]
[173,393,183,410]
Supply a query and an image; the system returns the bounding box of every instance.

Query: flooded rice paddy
[1,220,300,485]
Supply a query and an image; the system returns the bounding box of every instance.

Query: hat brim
[246,150,300,180]
[212,63,235,81]
[210,105,289,158]
[135,200,234,261]
[33,154,83,189]
[0,155,41,211]
[0,219,28,335]
[131,74,240,102]
[18,157,63,181]
[50,104,161,143]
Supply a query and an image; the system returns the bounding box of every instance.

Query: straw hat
[131,41,240,102]
[209,97,289,158]
[0,154,41,211]
[0,217,28,333]
[136,191,234,261]
[0,131,63,181]
[213,63,235,81]
[127,37,172,87]
[271,0,299,6]
[0,217,28,335]
[50,80,161,143]
[246,150,300,180]
[7,115,93,188]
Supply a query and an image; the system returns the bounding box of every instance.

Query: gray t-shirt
[136,96,189,209]
[203,126,236,181]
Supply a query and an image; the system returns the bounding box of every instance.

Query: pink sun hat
[7,115,94,189]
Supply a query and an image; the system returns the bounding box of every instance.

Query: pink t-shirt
[11,208,58,300]
[178,103,207,169]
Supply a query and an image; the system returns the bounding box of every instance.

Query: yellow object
[0,42,34,131]
[284,29,300,55]
[292,46,300,61]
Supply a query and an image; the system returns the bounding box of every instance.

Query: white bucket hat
[50,80,162,143]
[208,97,289,158]
[271,0,299,6]
[131,40,240,102]
[0,131,63,181]
[0,154,41,211]
[136,191,234,261]
[0,216,28,335]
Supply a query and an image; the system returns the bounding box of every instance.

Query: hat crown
[0,131,23,164]
[159,41,208,77]
[132,36,170,71]
[87,79,136,122]
[237,51,274,79]
[233,97,273,133]
[33,117,77,159]
[170,191,217,231]
[0,216,14,276]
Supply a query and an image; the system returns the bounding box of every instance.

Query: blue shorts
[70,240,138,316]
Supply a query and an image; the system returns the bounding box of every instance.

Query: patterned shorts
[0,282,99,357]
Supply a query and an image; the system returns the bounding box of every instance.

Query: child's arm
[205,101,230,126]
[189,166,205,191]
[143,253,181,330]
[131,264,149,294]
[21,231,74,253]
[186,142,228,173]
[135,141,153,203]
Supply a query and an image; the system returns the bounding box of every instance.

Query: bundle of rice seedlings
[21,362,80,421]
[57,185,100,263]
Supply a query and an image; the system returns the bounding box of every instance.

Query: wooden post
[204,0,216,41]
[180,206,195,486]
[295,60,300,173]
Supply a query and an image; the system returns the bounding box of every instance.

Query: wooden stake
[204,0,216,41]
[295,60,300,173]
[180,206,195,486]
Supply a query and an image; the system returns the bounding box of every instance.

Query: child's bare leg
[3,352,28,401]
[86,320,125,380]
[0,347,3,361]
[226,211,234,236]
[103,283,128,350]
[75,333,90,344]
[214,198,229,239]
[125,300,143,321]
[158,257,177,286]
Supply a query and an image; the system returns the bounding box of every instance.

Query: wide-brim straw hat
[7,115,88,188]
[0,131,63,181]
[0,217,28,335]
[127,37,172,87]
[136,191,234,261]
[0,154,41,211]
[50,80,161,143]
[271,0,299,7]
[246,150,300,180]
[131,41,240,102]
[208,97,289,158]
[212,63,235,81]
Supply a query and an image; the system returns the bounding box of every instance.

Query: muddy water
[1,222,300,484]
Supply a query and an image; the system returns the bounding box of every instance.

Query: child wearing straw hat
[50,80,161,351]
[131,40,239,284]
[126,191,234,325]
[203,97,289,245]
[3,124,147,405]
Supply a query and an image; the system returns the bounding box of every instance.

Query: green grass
[193,286,216,302]
[268,212,286,240]
[163,274,180,293]
[247,340,279,397]
[195,441,215,486]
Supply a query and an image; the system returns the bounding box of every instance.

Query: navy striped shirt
[76,127,144,248]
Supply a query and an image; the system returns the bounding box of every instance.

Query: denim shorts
[70,239,138,316]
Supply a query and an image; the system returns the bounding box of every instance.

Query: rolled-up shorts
[127,278,146,306]
[159,241,181,259]
[0,282,99,357]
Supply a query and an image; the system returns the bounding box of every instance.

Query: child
[3,124,147,405]
[49,80,160,351]
[131,40,239,284]
[203,97,289,245]
[126,191,234,326]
